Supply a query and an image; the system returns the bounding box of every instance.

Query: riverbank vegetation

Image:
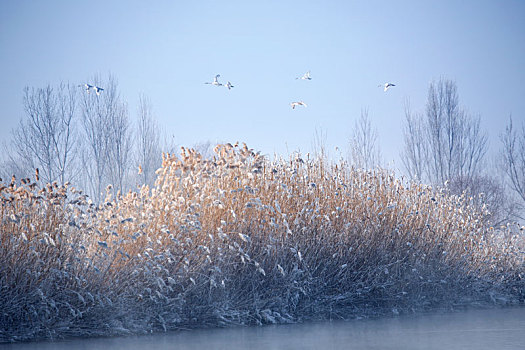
[1,144,524,342]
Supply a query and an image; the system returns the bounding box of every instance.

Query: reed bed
[1,143,524,342]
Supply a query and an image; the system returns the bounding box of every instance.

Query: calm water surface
[5,307,525,350]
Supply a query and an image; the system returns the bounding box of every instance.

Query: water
[4,307,525,349]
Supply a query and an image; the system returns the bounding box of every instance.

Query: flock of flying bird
[204,74,234,90]
[204,71,396,109]
[79,74,396,108]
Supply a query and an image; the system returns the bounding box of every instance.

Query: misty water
[5,307,525,350]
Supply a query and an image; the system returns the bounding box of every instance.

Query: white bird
[296,71,312,80]
[291,101,307,109]
[205,74,222,86]
[79,83,93,93]
[224,81,234,90]
[379,82,396,91]
[94,86,104,95]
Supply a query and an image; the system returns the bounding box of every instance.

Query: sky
[1,0,524,172]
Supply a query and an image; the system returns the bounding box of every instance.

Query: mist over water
[5,307,525,350]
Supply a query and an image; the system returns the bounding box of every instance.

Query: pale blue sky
[1,0,524,169]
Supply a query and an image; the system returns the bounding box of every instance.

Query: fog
[5,308,525,350]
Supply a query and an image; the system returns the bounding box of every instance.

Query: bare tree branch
[401,99,426,181]
[402,78,488,191]
[79,75,132,201]
[135,94,161,187]
[500,116,525,203]
[348,108,381,169]
[7,83,79,184]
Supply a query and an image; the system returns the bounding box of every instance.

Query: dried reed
[1,143,523,342]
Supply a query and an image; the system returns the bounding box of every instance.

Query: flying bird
[79,83,93,93]
[224,81,234,90]
[296,71,312,80]
[291,101,307,109]
[205,74,222,86]
[379,83,396,91]
[94,86,104,95]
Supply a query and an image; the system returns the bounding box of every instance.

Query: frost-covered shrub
[1,144,524,342]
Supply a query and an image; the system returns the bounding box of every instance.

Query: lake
[4,307,525,349]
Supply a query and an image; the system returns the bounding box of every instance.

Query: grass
[1,143,524,342]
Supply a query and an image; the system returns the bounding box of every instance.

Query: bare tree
[348,108,381,169]
[108,102,133,194]
[401,78,488,192]
[398,79,522,221]
[79,75,132,201]
[79,80,109,201]
[6,83,78,184]
[401,99,426,181]
[136,94,161,187]
[425,79,488,188]
[500,116,525,203]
